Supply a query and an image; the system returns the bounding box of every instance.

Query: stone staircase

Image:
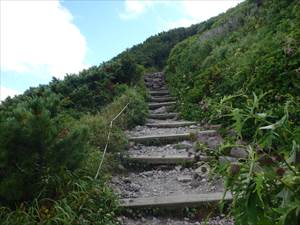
[112,72,234,225]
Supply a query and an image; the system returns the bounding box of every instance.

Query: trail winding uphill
[111,72,235,225]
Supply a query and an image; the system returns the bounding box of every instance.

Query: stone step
[125,154,195,164]
[150,96,176,102]
[144,77,164,82]
[146,86,168,91]
[120,192,232,208]
[148,102,176,110]
[129,133,191,145]
[149,90,169,96]
[148,113,179,119]
[149,88,168,92]
[145,82,167,88]
[146,121,197,128]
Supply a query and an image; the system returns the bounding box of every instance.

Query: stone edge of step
[119,192,233,208]
[145,121,197,128]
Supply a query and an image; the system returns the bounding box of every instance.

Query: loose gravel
[118,216,234,225]
[111,167,223,199]
[127,126,200,137]
[113,72,231,225]
[128,141,194,157]
[146,119,194,124]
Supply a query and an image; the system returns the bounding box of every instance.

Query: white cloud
[162,1,243,30]
[161,1,243,30]
[182,0,243,23]
[0,0,87,78]
[119,0,155,20]
[120,0,243,30]
[161,18,196,30]
[0,86,21,102]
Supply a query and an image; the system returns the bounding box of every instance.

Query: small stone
[175,165,182,171]
[123,177,131,184]
[190,178,201,188]
[116,217,123,223]
[136,125,143,131]
[133,145,139,150]
[183,168,190,173]
[188,148,194,154]
[153,106,167,113]
[196,161,204,167]
[219,156,238,165]
[209,186,216,191]
[130,183,140,192]
[117,164,125,171]
[230,147,248,158]
[142,171,153,176]
[177,175,192,183]
[194,164,210,177]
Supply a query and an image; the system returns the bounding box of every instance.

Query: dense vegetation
[0,54,148,223]
[1,0,299,224]
[114,23,208,70]
[1,8,201,221]
[0,89,147,224]
[166,0,300,224]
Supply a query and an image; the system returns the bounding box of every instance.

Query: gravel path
[118,216,234,225]
[128,141,194,157]
[112,72,231,225]
[111,167,223,199]
[146,119,196,123]
[127,126,200,137]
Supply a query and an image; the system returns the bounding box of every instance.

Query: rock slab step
[148,102,176,109]
[120,192,233,208]
[150,96,176,102]
[146,121,197,128]
[126,154,195,164]
[129,133,191,145]
[149,90,169,96]
[148,113,179,119]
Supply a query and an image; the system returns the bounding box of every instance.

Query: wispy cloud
[119,0,155,20]
[0,86,21,102]
[161,1,243,30]
[1,0,88,78]
[120,0,243,30]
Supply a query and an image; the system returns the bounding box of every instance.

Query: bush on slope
[166,0,300,224]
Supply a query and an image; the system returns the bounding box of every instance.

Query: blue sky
[0,0,243,101]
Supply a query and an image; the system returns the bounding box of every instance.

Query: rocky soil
[128,141,194,157]
[112,72,234,225]
[127,125,200,137]
[118,216,234,225]
[111,166,223,199]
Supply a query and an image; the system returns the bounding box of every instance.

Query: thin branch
[94,102,129,179]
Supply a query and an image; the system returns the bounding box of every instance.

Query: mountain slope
[1,0,299,224]
[164,1,300,224]
[166,0,300,120]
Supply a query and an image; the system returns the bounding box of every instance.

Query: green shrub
[0,175,119,225]
[165,0,300,223]
[80,88,148,154]
[48,177,118,225]
[0,94,88,205]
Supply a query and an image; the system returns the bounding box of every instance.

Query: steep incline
[111,72,234,225]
